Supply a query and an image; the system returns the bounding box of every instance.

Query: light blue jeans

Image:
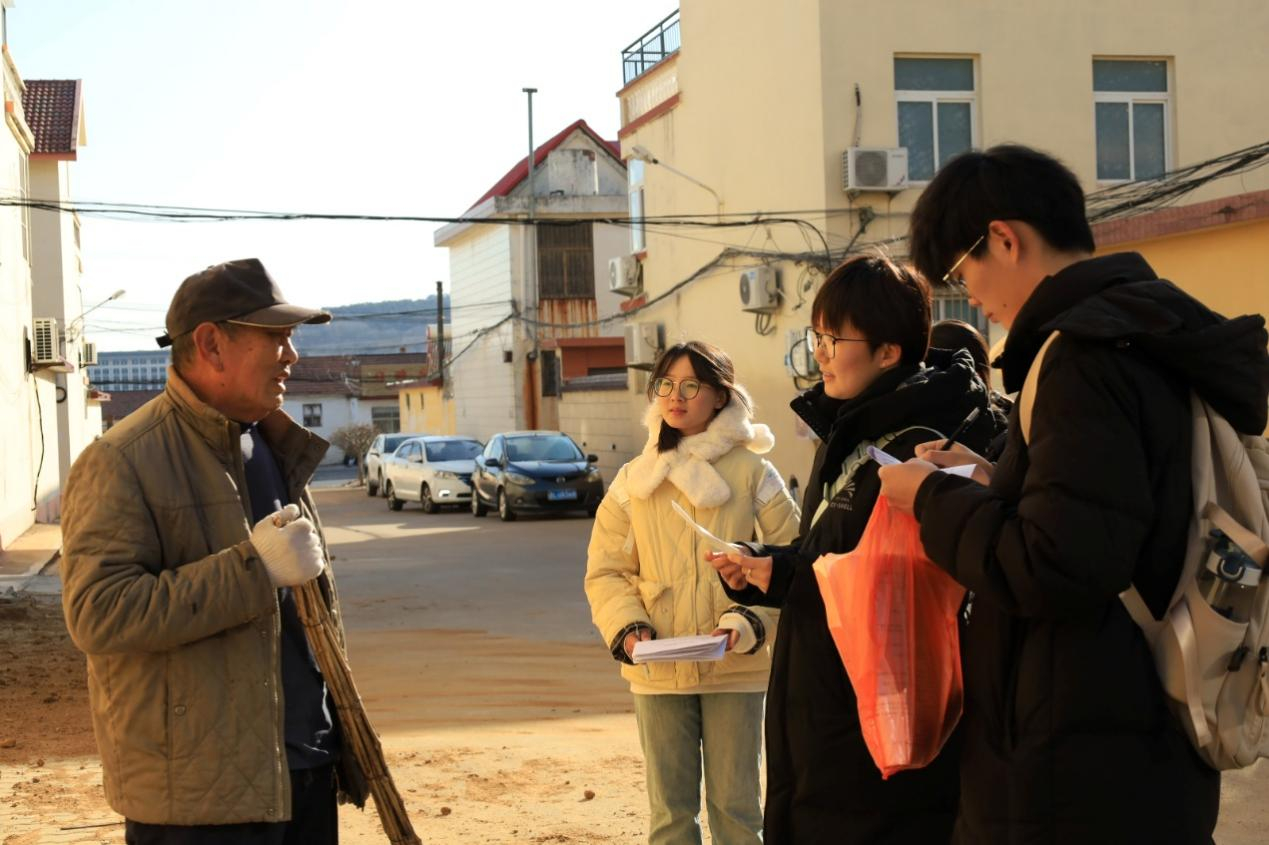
[632,692,765,845]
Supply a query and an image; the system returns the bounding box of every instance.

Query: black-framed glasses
[805,327,869,360]
[651,377,704,400]
[942,234,985,286]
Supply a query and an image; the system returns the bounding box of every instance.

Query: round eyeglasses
[804,327,870,360]
[651,377,704,400]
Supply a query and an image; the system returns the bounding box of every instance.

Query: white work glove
[248,504,326,587]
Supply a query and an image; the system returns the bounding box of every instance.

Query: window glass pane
[1093,60,1167,92]
[1133,102,1166,180]
[898,101,935,181]
[936,102,972,167]
[895,58,974,91]
[1095,102,1131,180]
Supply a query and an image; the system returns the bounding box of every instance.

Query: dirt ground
[0,592,655,844]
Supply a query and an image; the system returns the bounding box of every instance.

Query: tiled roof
[468,119,622,211]
[22,80,81,156]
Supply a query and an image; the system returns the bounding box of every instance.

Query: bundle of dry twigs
[295,581,422,845]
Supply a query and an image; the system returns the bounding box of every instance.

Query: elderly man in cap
[60,259,367,844]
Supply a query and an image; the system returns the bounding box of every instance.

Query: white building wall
[0,68,44,547]
[282,394,399,464]
[447,225,520,440]
[29,159,99,497]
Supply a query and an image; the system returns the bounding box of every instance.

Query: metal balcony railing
[622,10,681,85]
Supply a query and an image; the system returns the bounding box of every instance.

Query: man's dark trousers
[124,764,337,845]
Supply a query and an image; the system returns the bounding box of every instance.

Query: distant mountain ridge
[293,295,450,356]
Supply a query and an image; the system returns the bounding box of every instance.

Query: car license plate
[548,489,578,501]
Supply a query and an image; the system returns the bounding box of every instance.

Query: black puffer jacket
[724,350,995,845]
[914,253,1269,844]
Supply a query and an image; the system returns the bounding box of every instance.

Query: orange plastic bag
[812,496,966,779]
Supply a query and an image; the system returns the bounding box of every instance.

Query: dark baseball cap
[157,258,331,348]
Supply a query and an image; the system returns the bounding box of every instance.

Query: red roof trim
[1093,188,1269,247]
[467,119,622,211]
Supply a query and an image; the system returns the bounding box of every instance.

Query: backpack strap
[1018,330,1060,447]
[809,425,944,530]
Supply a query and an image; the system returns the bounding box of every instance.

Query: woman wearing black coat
[709,256,994,844]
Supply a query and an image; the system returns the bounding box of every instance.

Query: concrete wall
[557,382,639,487]
[399,384,457,437]
[1098,218,1269,325]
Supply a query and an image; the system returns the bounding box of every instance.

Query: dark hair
[930,319,991,384]
[908,144,1096,287]
[647,340,750,453]
[170,320,239,371]
[811,254,931,367]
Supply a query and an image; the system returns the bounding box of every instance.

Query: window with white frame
[302,403,323,428]
[1093,59,1169,182]
[628,158,646,253]
[895,57,976,183]
[932,293,989,335]
[371,405,400,434]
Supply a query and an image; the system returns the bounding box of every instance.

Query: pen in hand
[939,407,982,451]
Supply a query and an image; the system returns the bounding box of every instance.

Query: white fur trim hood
[625,385,775,508]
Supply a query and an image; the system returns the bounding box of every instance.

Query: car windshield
[425,440,482,462]
[384,435,413,452]
[505,435,584,463]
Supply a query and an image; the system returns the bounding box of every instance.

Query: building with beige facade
[614,1,1269,488]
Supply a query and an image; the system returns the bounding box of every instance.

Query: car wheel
[386,482,404,512]
[420,484,437,514]
[366,473,378,497]
[471,490,488,517]
[498,488,517,522]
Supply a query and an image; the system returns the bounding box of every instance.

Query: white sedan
[382,436,484,513]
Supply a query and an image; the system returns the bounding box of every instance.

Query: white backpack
[1021,330,1269,770]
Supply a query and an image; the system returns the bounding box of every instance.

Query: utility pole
[522,87,539,429]
[435,280,445,389]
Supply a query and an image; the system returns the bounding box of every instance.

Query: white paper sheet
[670,500,746,555]
[868,445,978,478]
[632,634,729,663]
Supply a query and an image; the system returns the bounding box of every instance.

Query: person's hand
[710,627,742,651]
[877,460,939,515]
[913,440,994,484]
[623,626,654,660]
[249,504,326,587]
[706,550,774,594]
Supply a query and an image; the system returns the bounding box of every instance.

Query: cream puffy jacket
[584,392,800,693]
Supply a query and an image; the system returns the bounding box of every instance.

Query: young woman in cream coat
[585,340,800,845]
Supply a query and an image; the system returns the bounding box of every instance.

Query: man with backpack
[878,144,1269,843]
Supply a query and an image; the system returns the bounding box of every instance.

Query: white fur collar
[625,386,775,507]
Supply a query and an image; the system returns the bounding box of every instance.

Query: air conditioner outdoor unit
[81,341,99,367]
[739,267,779,313]
[609,255,642,296]
[624,322,663,369]
[32,318,59,365]
[842,147,909,192]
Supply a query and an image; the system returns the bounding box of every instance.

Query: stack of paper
[632,634,729,664]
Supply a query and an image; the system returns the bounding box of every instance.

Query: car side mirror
[586,454,599,464]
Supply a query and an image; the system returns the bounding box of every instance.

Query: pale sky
[12,0,675,350]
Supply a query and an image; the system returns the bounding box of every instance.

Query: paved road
[319,486,600,642]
